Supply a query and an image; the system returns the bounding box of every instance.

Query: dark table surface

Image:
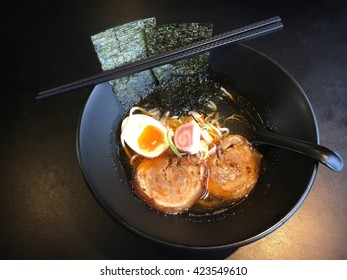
[1,0,346,260]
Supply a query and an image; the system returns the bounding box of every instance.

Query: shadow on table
[78,210,239,260]
[148,242,238,260]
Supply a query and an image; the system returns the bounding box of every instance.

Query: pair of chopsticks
[36,16,283,100]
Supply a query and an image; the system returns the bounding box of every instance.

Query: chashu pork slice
[133,155,207,214]
[207,134,262,201]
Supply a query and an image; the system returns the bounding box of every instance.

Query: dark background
[1,0,346,259]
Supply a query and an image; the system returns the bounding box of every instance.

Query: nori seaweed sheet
[91,18,157,111]
[145,23,213,83]
[91,19,213,111]
[140,73,221,116]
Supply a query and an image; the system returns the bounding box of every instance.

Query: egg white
[121,114,169,158]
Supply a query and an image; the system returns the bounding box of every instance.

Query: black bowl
[77,44,318,249]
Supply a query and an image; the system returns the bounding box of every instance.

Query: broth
[118,72,265,216]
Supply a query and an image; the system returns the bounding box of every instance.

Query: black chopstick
[36,16,283,100]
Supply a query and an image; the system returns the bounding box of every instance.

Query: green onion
[166,130,182,158]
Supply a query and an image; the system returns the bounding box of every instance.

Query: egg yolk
[138,125,166,153]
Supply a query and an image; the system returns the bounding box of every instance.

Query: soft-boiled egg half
[121,114,169,158]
